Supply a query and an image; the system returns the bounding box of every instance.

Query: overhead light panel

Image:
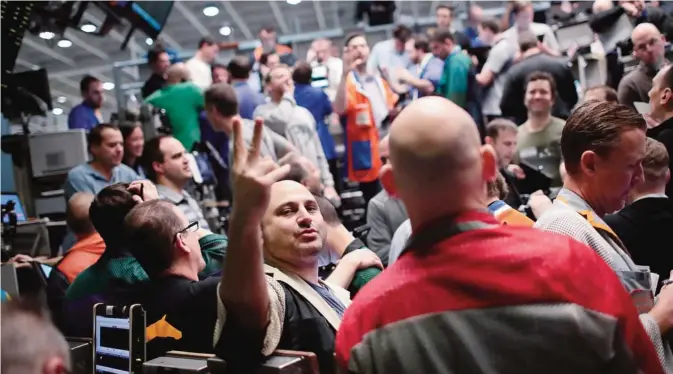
[57,39,72,48]
[287,0,301,4]
[102,82,115,91]
[52,108,64,116]
[146,38,153,45]
[203,5,219,17]
[81,23,97,33]
[39,31,55,40]
[57,96,67,103]
[219,26,232,36]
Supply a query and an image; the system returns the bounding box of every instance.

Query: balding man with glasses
[122,199,224,359]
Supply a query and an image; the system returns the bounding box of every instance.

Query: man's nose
[296,210,313,228]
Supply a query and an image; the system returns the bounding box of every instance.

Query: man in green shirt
[146,63,204,151]
[514,71,566,186]
[431,28,472,109]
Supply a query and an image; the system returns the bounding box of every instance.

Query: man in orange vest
[333,32,399,204]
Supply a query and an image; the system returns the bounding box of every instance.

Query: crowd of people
[5,1,673,373]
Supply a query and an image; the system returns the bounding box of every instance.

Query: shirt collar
[634,193,668,202]
[156,185,186,204]
[84,163,118,181]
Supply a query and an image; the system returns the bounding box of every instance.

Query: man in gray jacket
[254,65,339,202]
[365,136,407,266]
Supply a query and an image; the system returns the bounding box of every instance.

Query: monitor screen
[40,264,52,278]
[95,315,131,374]
[1,193,27,223]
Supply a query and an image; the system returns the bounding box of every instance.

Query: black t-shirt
[142,73,166,99]
[135,275,219,359]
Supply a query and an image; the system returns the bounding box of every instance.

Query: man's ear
[480,144,497,182]
[484,136,494,146]
[152,161,164,176]
[174,233,191,255]
[579,150,598,176]
[379,163,398,197]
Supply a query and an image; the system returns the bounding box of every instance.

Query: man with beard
[68,75,105,131]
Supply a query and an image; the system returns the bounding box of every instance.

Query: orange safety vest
[253,44,294,62]
[342,72,398,183]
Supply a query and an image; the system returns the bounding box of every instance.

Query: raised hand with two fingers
[230,116,291,220]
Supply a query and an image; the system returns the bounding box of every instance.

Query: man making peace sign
[213,117,352,373]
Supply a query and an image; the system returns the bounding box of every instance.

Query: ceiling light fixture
[203,6,219,17]
[39,31,55,40]
[219,26,232,36]
[52,108,64,116]
[57,39,72,48]
[102,82,115,91]
[57,96,67,103]
[286,0,301,4]
[80,23,97,33]
[146,38,153,45]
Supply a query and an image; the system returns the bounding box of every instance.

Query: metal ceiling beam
[268,1,290,34]
[429,1,439,16]
[22,37,76,67]
[49,64,117,79]
[64,30,110,61]
[332,2,341,29]
[50,88,85,107]
[313,0,327,31]
[174,2,211,37]
[220,1,254,40]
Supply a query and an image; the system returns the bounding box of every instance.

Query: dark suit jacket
[604,196,673,290]
[647,117,673,198]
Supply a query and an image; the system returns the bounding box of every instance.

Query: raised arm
[219,117,291,331]
[333,47,358,115]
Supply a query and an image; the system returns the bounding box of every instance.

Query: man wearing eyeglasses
[618,23,668,109]
[123,199,221,359]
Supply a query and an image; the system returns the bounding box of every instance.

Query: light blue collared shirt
[63,162,140,201]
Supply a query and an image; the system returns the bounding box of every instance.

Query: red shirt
[336,211,662,374]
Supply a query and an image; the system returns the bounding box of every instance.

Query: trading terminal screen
[95,316,131,374]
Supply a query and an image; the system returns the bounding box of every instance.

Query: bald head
[632,23,661,40]
[67,192,95,236]
[388,96,484,195]
[593,0,614,14]
[166,63,189,84]
[631,23,665,66]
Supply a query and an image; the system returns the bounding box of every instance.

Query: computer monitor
[1,263,20,298]
[1,192,27,223]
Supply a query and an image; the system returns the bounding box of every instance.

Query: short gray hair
[1,300,70,373]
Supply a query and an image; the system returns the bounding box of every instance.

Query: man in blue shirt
[227,55,265,120]
[62,124,139,251]
[68,75,105,131]
[395,35,444,100]
[292,61,340,188]
[64,124,140,201]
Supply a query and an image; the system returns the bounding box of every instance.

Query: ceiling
[13,1,510,125]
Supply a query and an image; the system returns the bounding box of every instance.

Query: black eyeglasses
[174,221,199,243]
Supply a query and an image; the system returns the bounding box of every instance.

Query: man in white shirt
[501,0,560,55]
[185,37,220,90]
[367,24,412,85]
[307,38,343,101]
